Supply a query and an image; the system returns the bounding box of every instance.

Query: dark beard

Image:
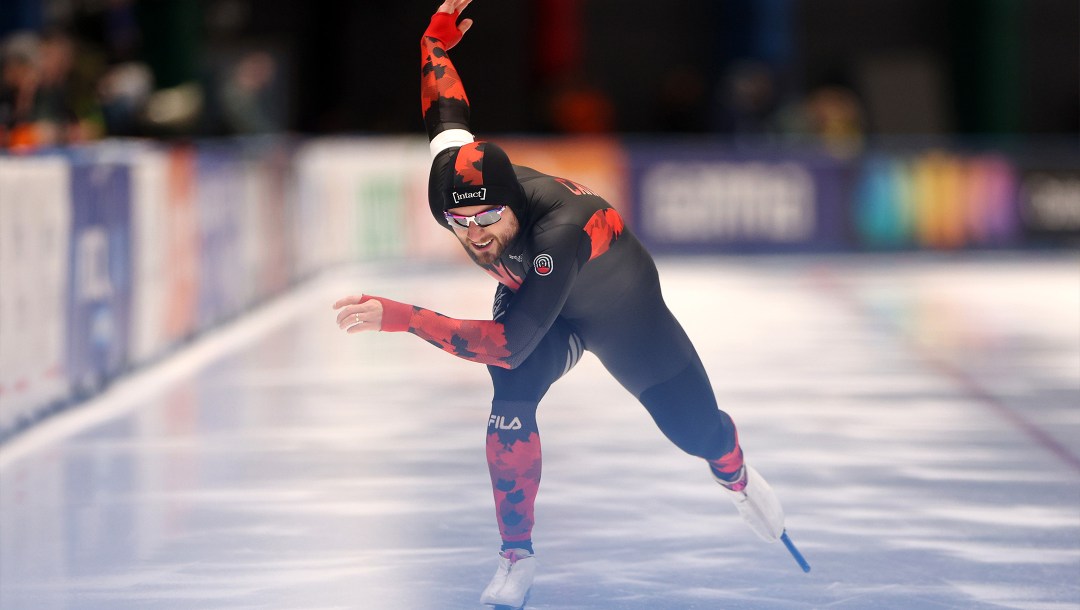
[462,238,502,266]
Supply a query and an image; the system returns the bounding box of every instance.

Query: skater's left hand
[426,0,474,50]
[333,295,384,333]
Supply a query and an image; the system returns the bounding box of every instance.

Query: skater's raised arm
[421,0,476,155]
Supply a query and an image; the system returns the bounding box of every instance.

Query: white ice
[1,253,1078,610]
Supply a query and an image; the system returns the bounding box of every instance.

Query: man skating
[333,1,788,605]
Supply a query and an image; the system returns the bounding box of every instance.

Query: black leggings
[483,284,740,549]
[488,278,737,458]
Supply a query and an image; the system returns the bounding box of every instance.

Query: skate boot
[714,464,785,542]
[479,548,535,609]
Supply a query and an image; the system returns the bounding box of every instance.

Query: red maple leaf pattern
[454,142,485,186]
[420,38,468,117]
[487,431,541,542]
[583,208,625,260]
[409,308,512,368]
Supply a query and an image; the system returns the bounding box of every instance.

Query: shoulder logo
[533,253,554,276]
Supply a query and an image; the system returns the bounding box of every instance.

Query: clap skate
[479,549,535,609]
[714,464,785,542]
[715,464,812,572]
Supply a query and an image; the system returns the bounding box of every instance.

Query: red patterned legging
[484,312,743,553]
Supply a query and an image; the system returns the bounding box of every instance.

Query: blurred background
[1,0,1078,140]
[1,4,1079,608]
[0,0,1078,438]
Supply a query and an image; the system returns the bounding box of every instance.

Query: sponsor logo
[492,287,509,320]
[853,154,1019,247]
[1022,172,1080,231]
[488,415,522,430]
[508,253,524,263]
[533,253,554,276]
[642,162,815,243]
[452,188,487,204]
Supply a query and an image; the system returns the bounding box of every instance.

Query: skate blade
[486,587,530,610]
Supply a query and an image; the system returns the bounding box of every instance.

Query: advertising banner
[238,142,291,303]
[500,137,631,221]
[66,160,132,396]
[194,144,245,328]
[347,140,414,260]
[628,144,850,253]
[1015,150,1080,245]
[128,144,174,365]
[400,138,461,262]
[853,152,1021,249]
[163,146,199,345]
[0,157,71,432]
[293,141,350,275]
[294,137,434,269]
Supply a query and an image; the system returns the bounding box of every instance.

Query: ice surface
[2,253,1078,609]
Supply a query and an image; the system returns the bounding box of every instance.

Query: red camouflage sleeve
[420,11,471,140]
[363,295,514,369]
[360,221,592,370]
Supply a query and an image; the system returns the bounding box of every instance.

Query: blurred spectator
[33,29,77,143]
[543,73,615,134]
[1,28,107,149]
[716,60,779,135]
[143,81,203,134]
[778,85,865,156]
[97,60,152,136]
[0,31,40,148]
[219,51,280,134]
[653,65,708,132]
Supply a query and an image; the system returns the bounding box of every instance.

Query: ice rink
[2,253,1078,610]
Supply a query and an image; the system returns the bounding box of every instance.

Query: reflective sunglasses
[444,205,507,229]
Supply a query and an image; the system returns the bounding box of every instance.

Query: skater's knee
[487,319,581,403]
[668,420,728,459]
[638,363,737,460]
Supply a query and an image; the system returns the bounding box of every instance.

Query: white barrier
[1,135,1075,442]
[0,157,72,431]
[0,136,441,441]
[292,136,454,274]
[129,146,174,365]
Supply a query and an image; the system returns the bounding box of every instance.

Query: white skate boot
[479,548,535,609]
[714,464,785,542]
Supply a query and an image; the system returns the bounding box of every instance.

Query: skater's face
[445,204,519,266]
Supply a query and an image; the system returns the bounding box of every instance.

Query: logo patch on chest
[533,254,554,276]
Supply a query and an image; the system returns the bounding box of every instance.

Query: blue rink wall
[0,136,1077,441]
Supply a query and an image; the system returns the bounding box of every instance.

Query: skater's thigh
[582,297,701,397]
[488,316,583,403]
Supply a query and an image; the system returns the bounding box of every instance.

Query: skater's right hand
[426,0,474,50]
[333,295,384,333]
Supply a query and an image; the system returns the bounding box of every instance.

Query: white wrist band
[430,129,475,157]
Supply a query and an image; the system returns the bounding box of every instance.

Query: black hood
[428,141,527,228]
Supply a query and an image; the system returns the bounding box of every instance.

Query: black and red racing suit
[360,8,745,552]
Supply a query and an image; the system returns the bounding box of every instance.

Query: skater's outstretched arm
[332,294,514,368]
[421,0,476,152]
[331,222,593,371]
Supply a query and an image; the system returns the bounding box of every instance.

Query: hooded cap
[428,141,527,227]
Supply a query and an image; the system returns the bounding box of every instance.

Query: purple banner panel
[627,143,852,253]
[194,144,246,328]
[66,161,132,396]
